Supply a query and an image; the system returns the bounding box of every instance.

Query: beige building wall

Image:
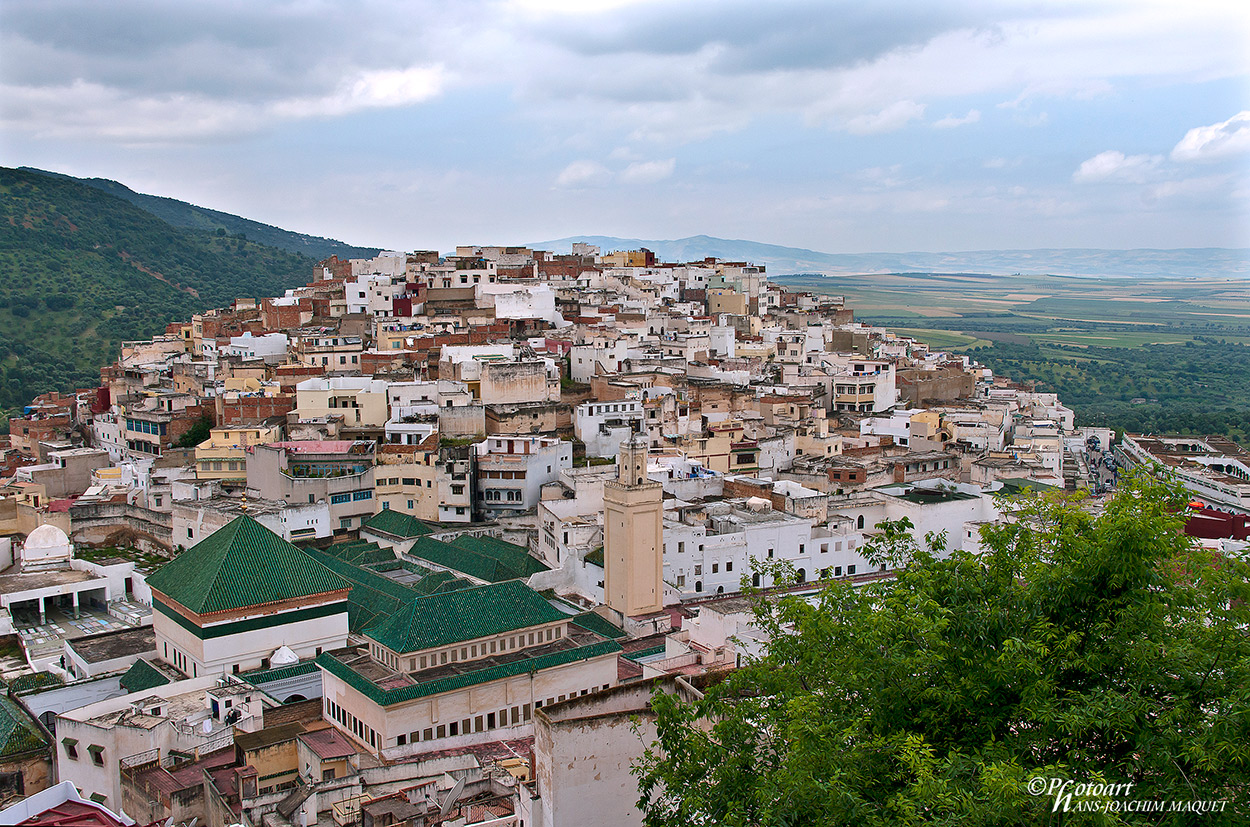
[195,423,283,481]
[295,382,390,428]
[708,288,748,316]
[603,437,664,617]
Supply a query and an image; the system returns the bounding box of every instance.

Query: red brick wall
[220,394,294,426]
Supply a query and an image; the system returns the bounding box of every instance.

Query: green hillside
[0,167,315,417]
[20,167,382,261]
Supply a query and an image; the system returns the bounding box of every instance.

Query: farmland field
[773,271,1250,443]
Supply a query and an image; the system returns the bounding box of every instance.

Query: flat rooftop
[0,567,100,593]
[1126,434,1250,485]
[67,625,155,664]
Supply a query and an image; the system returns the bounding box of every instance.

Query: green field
[889,328,993,350]
[773,270,1250,443]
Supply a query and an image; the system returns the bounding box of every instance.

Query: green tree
[635,474,1250,825]
[176,415,214,448]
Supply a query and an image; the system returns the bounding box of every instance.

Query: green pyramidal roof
[363,509,434,539]
[119,658,171,694]
[365,579,568,654]
[148,516,350,615]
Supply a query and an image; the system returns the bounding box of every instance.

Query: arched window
[716,586,725,594]
[857,515,865,530]
[752,573,761,588]
[796,568,806,583]
[695,581,703,593]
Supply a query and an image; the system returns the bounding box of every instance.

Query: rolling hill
[0,167,319,416]
[20,167,382,261]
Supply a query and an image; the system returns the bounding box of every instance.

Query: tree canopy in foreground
[636,474,1250,825]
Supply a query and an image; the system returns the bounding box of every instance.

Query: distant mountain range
[532,235,1250,280]
[20,167,382,261]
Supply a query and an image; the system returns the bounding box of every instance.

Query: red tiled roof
[299,727,357,760]
[617,656,644,681]
[15,801,129,827]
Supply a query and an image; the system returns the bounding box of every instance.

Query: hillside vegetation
[22,168,381,261]
[0,167,315,417]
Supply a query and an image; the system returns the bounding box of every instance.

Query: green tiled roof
[148,516,351,615]
[409,569,472,595]
[0,694,46,758]
[119,658,171,694]
[407,536,537,583]
[570,611,627,640]
[240,661,321,685]
[363,509,435,539]
[301,546,415,631]
[317,638,621,707]
[997,477,1062,494]
[449,534,549,576]
[365,580,569,654]
[7,672,63,694]
[625,644,667,662]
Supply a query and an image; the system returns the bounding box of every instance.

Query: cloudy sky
[2,0,1248,254]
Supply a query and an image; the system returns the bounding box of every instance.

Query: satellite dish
[439,776,466,817]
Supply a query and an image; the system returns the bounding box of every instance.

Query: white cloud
[1171,111,1250,163]
[271,65,445,119]
[554,159,612,188]
[1,63,445,142]
[1073,150,1162,183]
[933,109,980,129]
[1149,174,1231,201]
[843,100,925,135]
[619,158,675,184]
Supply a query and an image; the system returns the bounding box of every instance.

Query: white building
[574,399,645,458]
[147,516,351,678]
[475,436,573,519]
[222,332,289,362]
[55,676,265,812]
[662,499,863,598]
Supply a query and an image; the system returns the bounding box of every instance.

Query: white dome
[270,645,300,666]
[24,524,70,550]
[21,523,72,566]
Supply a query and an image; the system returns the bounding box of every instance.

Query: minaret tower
[603,432,664,617]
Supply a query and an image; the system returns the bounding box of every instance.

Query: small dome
[270,645,300,666]
[25,523,70,550]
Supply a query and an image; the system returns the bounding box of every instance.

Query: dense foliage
[23,167,381,260]
[967,340,1250,443]
[0,167,315,418]
[636,475,1250,825]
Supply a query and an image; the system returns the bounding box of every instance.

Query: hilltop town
[1,244,1246,824]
